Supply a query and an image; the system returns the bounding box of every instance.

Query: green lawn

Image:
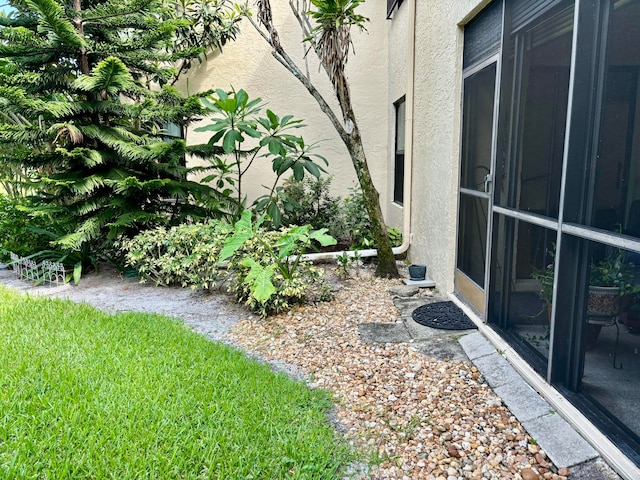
[0,286,353,479]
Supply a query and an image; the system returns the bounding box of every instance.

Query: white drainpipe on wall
[301,0,417,263]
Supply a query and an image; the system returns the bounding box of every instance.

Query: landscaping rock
[388,285,420,297]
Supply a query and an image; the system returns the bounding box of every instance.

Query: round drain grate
[412,301,477,331]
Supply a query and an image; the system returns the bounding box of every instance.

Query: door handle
[484,173,493,193]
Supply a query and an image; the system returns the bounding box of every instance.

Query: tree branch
[245,7,348,142]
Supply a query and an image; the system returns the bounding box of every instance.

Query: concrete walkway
[359,285,622,480]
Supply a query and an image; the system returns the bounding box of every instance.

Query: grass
[0,286,354,479]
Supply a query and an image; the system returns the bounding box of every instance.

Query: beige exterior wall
[181,0,497,295]
[401,0,490,292]
[385,2,409,231]
[180,1,389,206]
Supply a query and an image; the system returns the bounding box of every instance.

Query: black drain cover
[412,301,477,330]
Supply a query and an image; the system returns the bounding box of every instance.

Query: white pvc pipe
[302,0,417,264]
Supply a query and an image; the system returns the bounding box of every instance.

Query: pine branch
[244,11,347,142]
[26,0,86,48]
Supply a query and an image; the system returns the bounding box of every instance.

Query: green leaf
[222,130,242,153]
[207,130,225,145]
[235,88,248,106]
[267,137,283,156]
[243,258,276,303]
[293,162,305,181]
[310,228,337,247]
[73,262,82,286]
[266,109,278,128]
[303,161,321,178]
[218,210,253,263]
[267,202,282,228]
[272,157,284,173]
[27,0,86,49]
[238,123,261,138]
[253,196,270,211]
[276,225,311,259]
[73,57,133,95]
[252,268,276,303]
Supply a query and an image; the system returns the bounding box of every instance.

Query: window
[162,122,183,140]
[386,0,404,19]
[466,0,640,464]
[393,97,406,205]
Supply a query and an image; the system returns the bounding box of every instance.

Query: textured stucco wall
[408,0,490,292]
[180,0,497,294]
[179,1,389,206]
[385,1,408,230]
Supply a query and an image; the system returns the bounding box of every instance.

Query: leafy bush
[0,196,43,262]
[224,231,327,317]
[121,212,334,316]
[219,211,335,317]
[277,176,342,237]
[0,195,100,282]
[277,180,403,250]
[340,186,374,249]
[119,222,231,289]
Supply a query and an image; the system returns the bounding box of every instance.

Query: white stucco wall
[180,1,389,206]
[407,0,490,292]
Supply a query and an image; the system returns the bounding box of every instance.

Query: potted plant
[408,263,427,281]
[531,247,635,343]
[588,250,632,310]
[585,250,635,347]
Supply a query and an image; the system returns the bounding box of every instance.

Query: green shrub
[277,181,403,250]
[220,211,335,317]
[339,186,373,249]
[121,213,334,317]
[119,221,231,289]
[225,230,329,317]
[278,176,342,238]
[0,195,103,283]
[0,195,51,262]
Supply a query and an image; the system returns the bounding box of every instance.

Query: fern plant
[0,0,238,274]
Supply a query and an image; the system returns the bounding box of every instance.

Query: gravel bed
[228,270,568,480]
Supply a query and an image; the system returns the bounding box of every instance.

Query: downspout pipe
[301,0,417,263]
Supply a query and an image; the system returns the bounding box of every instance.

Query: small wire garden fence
[7,252,66,286]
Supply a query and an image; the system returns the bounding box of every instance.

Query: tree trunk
[346,123,399,278]
[251,2,400,278]
[73,0,90,76]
